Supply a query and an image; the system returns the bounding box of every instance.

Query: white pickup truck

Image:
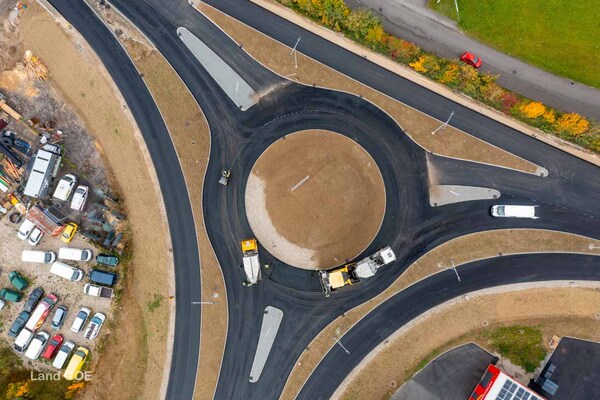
[83,283,113,299]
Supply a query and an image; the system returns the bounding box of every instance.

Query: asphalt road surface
[52,1,600,399]
[344,0,600,120]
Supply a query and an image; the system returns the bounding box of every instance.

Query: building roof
[392,343,497,400]
[472,364,544,400]
[531,337,600,400]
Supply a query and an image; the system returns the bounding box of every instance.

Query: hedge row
[276,0,600,153]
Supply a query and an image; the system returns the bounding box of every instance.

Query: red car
[460,51,482,68]
[42,334,63,360]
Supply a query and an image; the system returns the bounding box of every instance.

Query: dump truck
[241,238,261,285]
[319,246,396,297]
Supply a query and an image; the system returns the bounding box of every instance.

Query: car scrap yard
[0,0,600,400]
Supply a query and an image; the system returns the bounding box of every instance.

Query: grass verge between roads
[430,0,600,89]
[198,3,538,175]
[339,290,600,400]
[486,325,546,373]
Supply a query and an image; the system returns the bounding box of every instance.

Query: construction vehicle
[241,238,261,285]
[319,246,396,297]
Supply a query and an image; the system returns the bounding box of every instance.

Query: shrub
[555,113,590,135]
[542,109,556,123]
[344,8,381,41]
[481,82,505,104]
[409,55,437,73]
[500,92,519,113]
[388,37,420,63]
[437,62,460,85]
[520,101,546,119]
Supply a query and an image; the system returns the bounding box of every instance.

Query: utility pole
[432,111,455,134]
[290,37,301,69]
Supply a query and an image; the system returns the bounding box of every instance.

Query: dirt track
[246,130,385,269]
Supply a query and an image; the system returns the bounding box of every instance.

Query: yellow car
[63,346,89,380]
[61,222,78,244]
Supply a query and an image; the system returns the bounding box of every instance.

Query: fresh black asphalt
[52,1,600,399]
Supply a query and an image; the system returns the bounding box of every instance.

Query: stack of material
[24,51,49,81]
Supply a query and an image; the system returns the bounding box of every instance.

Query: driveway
[345,0,600,120]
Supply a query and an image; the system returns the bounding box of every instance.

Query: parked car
[59,247,93,262]
[96,254,119,267]
[0,300,4,310]
[17,219,36,240]
[14,328,34,352]
[89,269,118,287]
[21,250,56,264]
[63,346,89,380]
[52,341,75,369]
[9,271,28,291]
[27,227,43,246]
[24,287,44,313]
[51,305,68,330]
[83,283,113,299]
[70,185,89,211]
[50,261,84,282]
[460,51,482,68]
[219,169,231,186]
[61,222,78,244]
[490,205,539,219]
[25,331,49,360]
[8,310,31,337]
[42,334,64,360]
[0,288,21,302]
[25,293,58,331]
[70,307,91,333]
[84,313,106,340]
[53,174,77,201]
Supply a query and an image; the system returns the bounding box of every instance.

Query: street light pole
[191,301,215,305]
[290,37,301,69]
[432,111,455,134]
[450,259,461,282]
[332,336,350,354]
[589,243,600,250]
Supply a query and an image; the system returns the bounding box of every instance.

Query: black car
[8,310,30,337]
[23,287,44,313]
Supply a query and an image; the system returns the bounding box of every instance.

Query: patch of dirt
[19,3,170,400]
[336,286,600,400]
[197,3,539,175]
[246,130,385,269]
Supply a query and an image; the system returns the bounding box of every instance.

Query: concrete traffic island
[429,185,501,207]
[249,306,284,383]
[245,130,386,270]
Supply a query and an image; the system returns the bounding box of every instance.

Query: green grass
[429,0,600,88]
[147,294,164,312]
[485,325,546,372]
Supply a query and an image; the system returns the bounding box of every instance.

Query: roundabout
[245,129,386,270]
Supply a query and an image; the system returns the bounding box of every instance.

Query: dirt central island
[245,129,386,270]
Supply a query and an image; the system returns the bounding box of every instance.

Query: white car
[52,341,75,369]
[27,227,43,246]
[84,313,106,340]
[53,174,77,201]
[70,185,89,211]
[17,219,36,241]
[24,331,49,360]
[70,307,90,333]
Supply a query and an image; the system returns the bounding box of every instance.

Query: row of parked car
[7,285,105,380]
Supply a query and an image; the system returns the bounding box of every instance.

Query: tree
[344,8,380,40]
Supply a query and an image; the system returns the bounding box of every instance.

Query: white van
[25,332,49,360]
[52,341,76,369]
[50,262,84,282]
[14,328,34,353]
[491,205,539,219]
[17,219,36,240]
[22,250,57,264]
[58,247,93,262]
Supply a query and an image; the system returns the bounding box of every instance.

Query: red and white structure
[470,364,545,400]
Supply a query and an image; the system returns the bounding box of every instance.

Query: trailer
[241,238,261,285]
[320,246,396,297]
[83,283,113,299]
